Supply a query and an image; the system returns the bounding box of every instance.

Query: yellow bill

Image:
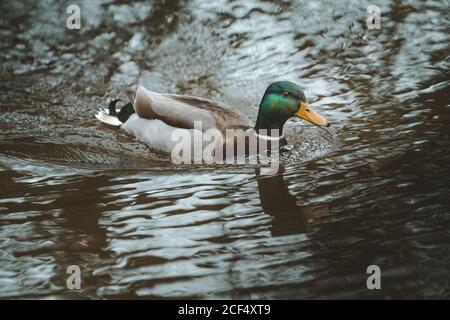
[296,101,329,127]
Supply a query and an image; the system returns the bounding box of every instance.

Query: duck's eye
[282,92,289,97]
[305,109,310,112]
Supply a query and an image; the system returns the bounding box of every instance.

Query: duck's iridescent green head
[255,81,328,134]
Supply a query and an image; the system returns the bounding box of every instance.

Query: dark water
[0,0,449,299]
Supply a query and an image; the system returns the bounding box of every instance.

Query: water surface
[0,0,449,299]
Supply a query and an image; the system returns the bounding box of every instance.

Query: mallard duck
[95,81,329,159]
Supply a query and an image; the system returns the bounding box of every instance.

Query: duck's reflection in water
[255,167,329,236]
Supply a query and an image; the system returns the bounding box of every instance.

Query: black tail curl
[108,99,135,123]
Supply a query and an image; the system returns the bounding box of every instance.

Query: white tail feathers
[95,108,122,126]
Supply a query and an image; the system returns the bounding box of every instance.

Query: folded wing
[133,86,251,132]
